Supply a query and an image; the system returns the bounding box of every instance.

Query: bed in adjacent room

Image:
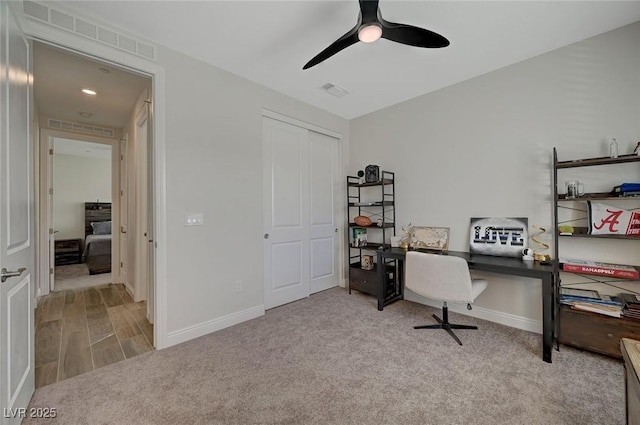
[83,202,112,275]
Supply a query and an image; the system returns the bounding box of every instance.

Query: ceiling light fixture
[357,24,382,43]
[78,112,93,118]
[81,88,97,95]
[98,67,111,74]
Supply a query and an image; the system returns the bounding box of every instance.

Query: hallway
[35,283,154,388]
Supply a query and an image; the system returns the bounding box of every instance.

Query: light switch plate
[184,212,204,226]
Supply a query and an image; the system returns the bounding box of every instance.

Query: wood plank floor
[35,283,154,388]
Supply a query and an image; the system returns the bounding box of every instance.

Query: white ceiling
[33,42,150,128]
[53,1,640,120]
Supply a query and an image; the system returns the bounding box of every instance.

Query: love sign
[469,217,529,258]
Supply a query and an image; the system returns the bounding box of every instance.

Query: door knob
[1,267,26,283]
[264,233,269,239]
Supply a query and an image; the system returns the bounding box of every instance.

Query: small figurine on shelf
[634,141,640,156]
[399,223,412,249]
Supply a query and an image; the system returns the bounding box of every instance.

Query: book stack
[613,183,640,197]
[351,228,367,247]
[559,288,623,318]
[619,293,640,320]
[560,258,640,280]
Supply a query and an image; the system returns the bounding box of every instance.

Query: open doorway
[50,138,113,291]
[33,41,155,388]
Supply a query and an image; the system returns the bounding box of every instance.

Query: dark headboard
[84,202,112,237]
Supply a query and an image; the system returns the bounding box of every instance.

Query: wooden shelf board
[556,154,640,169]
[557,192,639,201]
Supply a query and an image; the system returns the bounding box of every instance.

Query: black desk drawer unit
[54,238,82,266]
[349,263,397,299]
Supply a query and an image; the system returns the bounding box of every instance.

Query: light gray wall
[157,45,350,334]
[53,153,111,240]
[21,3,350,347]
[349,22,640,327]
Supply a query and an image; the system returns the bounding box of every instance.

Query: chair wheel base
[413,308,478,345]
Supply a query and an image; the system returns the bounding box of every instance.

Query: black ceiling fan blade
[303,25,360,70]
[380,18,449,48]
[359,0,380,23]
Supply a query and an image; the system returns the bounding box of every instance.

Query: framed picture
[410,226,450,251]
[469,217,528,258]
[361,255,374,270]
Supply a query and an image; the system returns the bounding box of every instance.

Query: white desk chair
[405,251,488,345]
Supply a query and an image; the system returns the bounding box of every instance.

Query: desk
[375,248,556,363]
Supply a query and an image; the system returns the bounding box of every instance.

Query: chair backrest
[405,251,476,303]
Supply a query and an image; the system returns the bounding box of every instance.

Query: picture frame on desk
[410,226,450,251]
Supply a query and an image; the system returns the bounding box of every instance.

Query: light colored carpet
[53,263,112,291]
[25,287,623,425]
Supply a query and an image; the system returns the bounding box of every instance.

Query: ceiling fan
[303,0,449,70]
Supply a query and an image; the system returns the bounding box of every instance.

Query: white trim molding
[166,305,265,348]
[262,109,343,140]
[21,1,156,61]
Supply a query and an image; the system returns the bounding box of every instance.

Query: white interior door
[145,99,155,325]
[263,117,340,309]
[263,118,310,309]
[0,2,35,421]
[308,131,339,294]
[134,103,149,304]
[119,137,128,286]
[47,136,54,292]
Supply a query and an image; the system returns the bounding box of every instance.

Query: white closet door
[308,131,339,294]
[263,118,310,309]
[263,117,340,309]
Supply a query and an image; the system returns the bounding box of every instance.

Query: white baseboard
[165,304,265,348]
[403,292,542,335]
[310,282,338,294]
[124,281,135,299]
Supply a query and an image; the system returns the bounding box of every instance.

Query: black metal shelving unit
[346,171,399,302]
[553,148,640,357]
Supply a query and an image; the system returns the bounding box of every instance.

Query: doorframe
[23,18,168,349]
[38,129,121,294]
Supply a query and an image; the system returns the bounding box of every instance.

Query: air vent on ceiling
[320,83,349,98]
[47,119,116,138]
[23,1,157,61]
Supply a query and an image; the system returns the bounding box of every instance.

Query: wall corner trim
[164,305,265,348]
